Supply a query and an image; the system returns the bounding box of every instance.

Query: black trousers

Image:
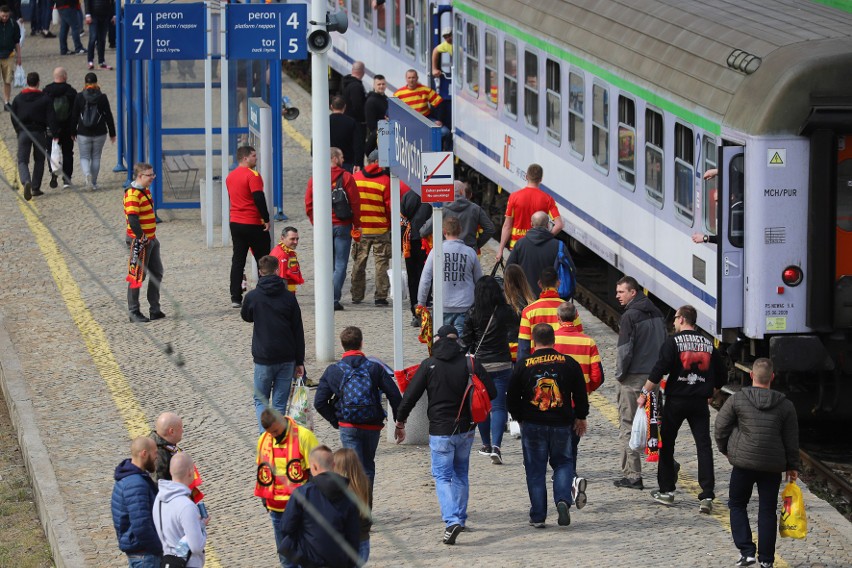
[405,239,427,316]
[658,395,715,499]
[229,222,270,302]
[51,134,74,182]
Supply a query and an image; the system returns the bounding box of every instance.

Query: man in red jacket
[305,147,361,311]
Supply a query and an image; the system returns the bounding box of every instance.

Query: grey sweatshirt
[418,239,483,312]
[153,480,206,567]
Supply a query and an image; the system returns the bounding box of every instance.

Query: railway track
[799,448,852,521]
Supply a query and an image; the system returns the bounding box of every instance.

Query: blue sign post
[387,97,442,195]
[124,4,206,60]
[227,4,307,60]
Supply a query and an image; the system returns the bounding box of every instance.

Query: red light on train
[782,266,803,286]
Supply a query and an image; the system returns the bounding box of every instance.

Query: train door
[836,135,852,327]
[716,146,745,332]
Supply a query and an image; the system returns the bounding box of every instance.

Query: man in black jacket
[11,71,53,200]
[43,67,77,188]
[507,323,589,528]
[715,358,800,568]
[401,182,432,326]
[0,5,21,110]
[394,325,495,545]
[329,95,363,172]
[363,74,388,155]
[340,61,366,147]
[637,304,726,513]
[506,211,560,296]
[84,0,115,70]
[241,255,305,434]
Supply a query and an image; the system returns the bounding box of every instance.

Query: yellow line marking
[0,139,223,568]
[283,119,311,153]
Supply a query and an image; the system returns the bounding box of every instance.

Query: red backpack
[456,355,492,424]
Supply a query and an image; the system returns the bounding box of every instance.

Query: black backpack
[80,92,103,129]
[330,174,353,220]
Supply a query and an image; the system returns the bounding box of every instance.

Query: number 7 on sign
[134,39,144,54]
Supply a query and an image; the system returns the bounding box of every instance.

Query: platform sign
[124,4,206,60]
[421,152,454,202]
[227,4,307,60]
[387,97,442,194]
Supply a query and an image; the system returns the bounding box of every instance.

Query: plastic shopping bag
[49,140,62,173]
[13,65,25,88]
[286,377,314,430]
[779,481,807,539]
[628,406,648,450]
[17,22,25,48]
[387,269,409,302]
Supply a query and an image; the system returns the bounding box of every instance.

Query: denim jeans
[443,311,466,336]
[339,426,382,486]
[521,422,574,523]
[58,8,83,53]
[270,510,298,568]
[127,554,160,568]
[76,133,107,186]
[358,538,370,564]
[429,430,475,527]
[254,361,295,433]
[729,466,782,565]
[332,224,352,303]
[87,16,110,65]
[658,395,715,499]
[477,368,511,448]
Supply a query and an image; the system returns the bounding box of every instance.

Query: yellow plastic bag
[779,481,807,539]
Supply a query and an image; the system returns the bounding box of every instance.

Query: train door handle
[724,256,740,276]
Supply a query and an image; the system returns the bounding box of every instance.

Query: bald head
[530,211,550,229]
[453,180,466,199]
[352,61,365,78]
[170,452,195,486]
[53,67,67,83]
[130,436,157,473]
[155,412,184,444]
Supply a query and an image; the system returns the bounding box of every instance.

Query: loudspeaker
[326,10,348,34]
[307,29,331,53]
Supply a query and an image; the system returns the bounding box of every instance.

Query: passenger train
[324,0,852,419]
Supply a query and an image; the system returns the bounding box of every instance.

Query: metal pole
[432,204,443,327]
[220,0,230,247]
[390,174,403,372]
[312,3,334,363]
[204,1,214,248]
[270,60,286,220]
[113,0,126,172]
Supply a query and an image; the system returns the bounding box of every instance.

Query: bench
[163,154,200,199]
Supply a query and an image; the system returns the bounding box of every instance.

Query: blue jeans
[87,16,110,65]
[339,426,381,486]
[127,555,160,568]
[254,361,295,433]
[358,538,370,564]
[58,9,84,53]
[270,510,298,568]
[443,312,466,336]
[477,368,511,448]
[729,466,782,565]
[429,430,475,527]
[521,422,574,523]
[332,224,352,303]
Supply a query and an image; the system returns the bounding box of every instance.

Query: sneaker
[87,61,94,70]
[351,299,362,304]
[529,520,546,529]
[41,30,56,38]
[410,315,419,327]
[759,563,773,568]
[3,101,10,111]
[49,174,58,188]
[478,444,492,456]
[442,523,462,545]
[613,477,643,490]
[699,498,713,514]
[231,300,242,308]
[651,490,675,506]
[556,500,571,526]
[129,310,150,323]
[572,477,587,510]
[84,174,92,190]
[149,311,166,321]
[375,298,389,306]
[31,188,44,197]
[735,556,756,567]
[334,302,344,311]
[75,48,87,55]
[99,63,114,70]
[23,181,32,201]
[490,446,502,465]
[63,183,71,189]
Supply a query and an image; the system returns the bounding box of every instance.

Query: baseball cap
[442,27,452,37]
[435,325,459,340]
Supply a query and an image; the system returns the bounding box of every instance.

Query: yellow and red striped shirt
[394,83,443,117]
[553,321,604,392]
[124,185,156,239]
[354,164,392,235]
[519,289,583,345]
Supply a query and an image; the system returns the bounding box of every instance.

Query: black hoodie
[11,88,53,135]
[364,90,388,132]
[506,226,560,297]
[340,74,366,123]
[279,472,361,568]
[397,338,496,435]
[42,82,78,136]
[241,274,305,366]
[73,87,117,137]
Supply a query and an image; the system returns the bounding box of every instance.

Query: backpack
[556,240,577,301]
[456,355,492,424]
[330,174,353,220]
[53,95,71,123]
[335,360,383,424]
[80,93,103,129]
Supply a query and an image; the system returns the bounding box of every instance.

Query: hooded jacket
[111,459,162,556]
[420,197,495,251]
[505,227,560,297]
[42,81,78,137]
[305,166,361,227]
[153,480,206,567]
[279,472,361,568]
[461,303,516,365]
[417,239,483,312]
[340,74,366,123]
[11,88,53,134]
[400,186,431,243]
[73,87,117,137]
[715,386,801,473]
[241,274,305,366]
[396,337,496,435]
[615,294,666,380]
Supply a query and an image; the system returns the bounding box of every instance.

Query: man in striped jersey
[350,150,392,306]
[553,301,604,509]
[394,69,450,149]
[516,267,582,360]
[124,162,164,323]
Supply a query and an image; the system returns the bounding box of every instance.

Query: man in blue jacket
[314,326,402,492]
[111,436,162,567]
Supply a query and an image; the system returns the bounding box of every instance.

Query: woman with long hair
[73,72,116,190]
[460,276,515,465]
[333,448,372,564]
[503,263,535,362]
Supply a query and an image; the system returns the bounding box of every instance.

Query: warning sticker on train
[767,149,786,167]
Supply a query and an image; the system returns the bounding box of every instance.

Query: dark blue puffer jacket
[111,459,162,555]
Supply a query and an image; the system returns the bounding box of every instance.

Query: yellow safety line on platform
[283,119,311,153]
[0,140,223,568]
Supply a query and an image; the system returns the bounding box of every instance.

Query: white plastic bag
[49,140,62,173]
[286,377,314,430]
[387,269,409,302]
[508,418,521,439]
[13,64,25,88]
[52,9,60,26]
[17,22,25,48]
[628,406,648,450]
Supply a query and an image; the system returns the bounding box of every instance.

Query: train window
[484,31,498,108]
[568,71,584,157]
[617,96,635,189]
[592,84,608,171]
[454,15,462,84]
[729,155,745,248]
[363,0,372,33]
[419,0,429,63]
[674,123,695,225]
[350,0,360,25]
[524,50,539,131]
[405,0,416,58]
[703,136,718,235]
[391,0,400,49]
[504,41,518,119]
[465,23,479,96]
[545,59,561,145]
[377,0,385,39]
[644,108,663,207]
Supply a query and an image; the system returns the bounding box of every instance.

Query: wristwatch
[703,234,709,243]
[641,388,649,395]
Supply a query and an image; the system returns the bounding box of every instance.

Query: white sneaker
[572,476,587,509]
[84,174,92,190]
